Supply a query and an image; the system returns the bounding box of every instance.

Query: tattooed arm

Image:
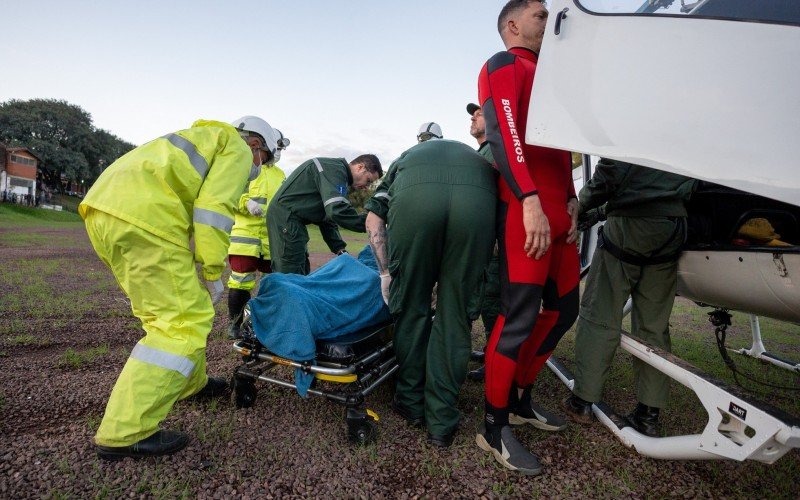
[366,211,389,274]
[366,211,391,305]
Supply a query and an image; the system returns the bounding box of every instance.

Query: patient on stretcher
[246,246,392,395]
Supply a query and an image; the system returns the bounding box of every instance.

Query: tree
[0,99,134,191]
[348,184,376,213]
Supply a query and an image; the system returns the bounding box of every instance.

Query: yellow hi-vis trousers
[84,209,213,447]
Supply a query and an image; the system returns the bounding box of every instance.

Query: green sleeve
[578,158,627,214]
[318,220,346,253]
[364,160,399,220]
[316,160,367,232]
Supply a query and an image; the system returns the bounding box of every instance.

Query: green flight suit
[468,141,500,336]
[574,159,696,408]
[267,157,366,275]
[365,139,496,436]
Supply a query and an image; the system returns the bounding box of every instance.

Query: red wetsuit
[478,47,580,423]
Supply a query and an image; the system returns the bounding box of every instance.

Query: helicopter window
[576,0,800,26]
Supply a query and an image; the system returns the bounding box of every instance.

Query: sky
[1,0,516,175]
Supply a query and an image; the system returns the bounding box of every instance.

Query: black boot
[509,385,567,431]
[188,376,230,401]
[96,430,190,461]
[227,288,251,339]
[563,394,593,424]
[625,402,661,437]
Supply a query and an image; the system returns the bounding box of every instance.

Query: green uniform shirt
[579,159,696,218]
[268,157,366,235]
[477,141,494,163]
[365,140,495,220]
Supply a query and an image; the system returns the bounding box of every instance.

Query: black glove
[577,208,606,232]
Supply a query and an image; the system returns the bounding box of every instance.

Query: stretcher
[231,307,397,444]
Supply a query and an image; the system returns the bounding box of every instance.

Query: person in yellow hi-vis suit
[79,116,278,460]
[226,129,289,339]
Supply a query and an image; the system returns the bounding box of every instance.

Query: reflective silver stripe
[162,133,209,180]
[129,343,195,378]
[324,196,350,207]
[374,192,390,200]
[231,272,256,283]
[230,235,261,246]
[250,197,267,204]
[194,208,234,233]
[312,158,324,172]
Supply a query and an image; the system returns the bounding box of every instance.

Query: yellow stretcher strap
[315,372,358,383]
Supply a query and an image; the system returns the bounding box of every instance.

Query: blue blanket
[248,246,391,396]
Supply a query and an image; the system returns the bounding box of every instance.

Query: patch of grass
[45,489,73,500]
[57,345,110,369]
[0,256,118,321]
[0,231,51,247]
[130,466,192,500]
[491,480,516,496]
[306,226,369,254]
[85,414,102,432]
[0,204,82,225]
[6,334,38,346]
[0,392,5,411]
[52,194,82,214]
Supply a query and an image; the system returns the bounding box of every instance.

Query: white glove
[205,279,224,305]
[379,273,391,306]
[246,199,264,217]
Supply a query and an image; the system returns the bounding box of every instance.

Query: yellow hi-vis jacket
[229,163,287,258]
[79,119,252,281]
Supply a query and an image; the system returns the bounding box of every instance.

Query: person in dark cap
[466,102,500,382]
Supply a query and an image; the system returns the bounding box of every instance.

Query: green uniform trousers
[467,249,500,338]
[574,216,683,409]
[389,183,495,436]
[268,212,312,275]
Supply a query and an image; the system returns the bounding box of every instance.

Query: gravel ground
[0,225,798,498]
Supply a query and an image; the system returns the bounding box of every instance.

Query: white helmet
[273,128,290,163]
[417,122,443,142]
[231,116,278,162]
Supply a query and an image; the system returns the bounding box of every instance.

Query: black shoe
[96,430,189,461]
[470,350,485,362]
[391,396,424,428]
[510,400,567,431]
[563,395,593,425]
[427,429,456,448]
[476,424,542,475]
[189,376,229,401]
[467,365,485,381]
[625,403,661,437]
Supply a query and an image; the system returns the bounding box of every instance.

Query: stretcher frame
[231,309,398,444]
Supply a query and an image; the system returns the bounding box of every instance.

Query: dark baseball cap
[466,103,480,115]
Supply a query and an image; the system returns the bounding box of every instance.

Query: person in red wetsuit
[475,0,580,475]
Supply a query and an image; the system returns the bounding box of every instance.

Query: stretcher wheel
[348,420,377,445]
[233,377,257,408]
[346,407,377,445]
